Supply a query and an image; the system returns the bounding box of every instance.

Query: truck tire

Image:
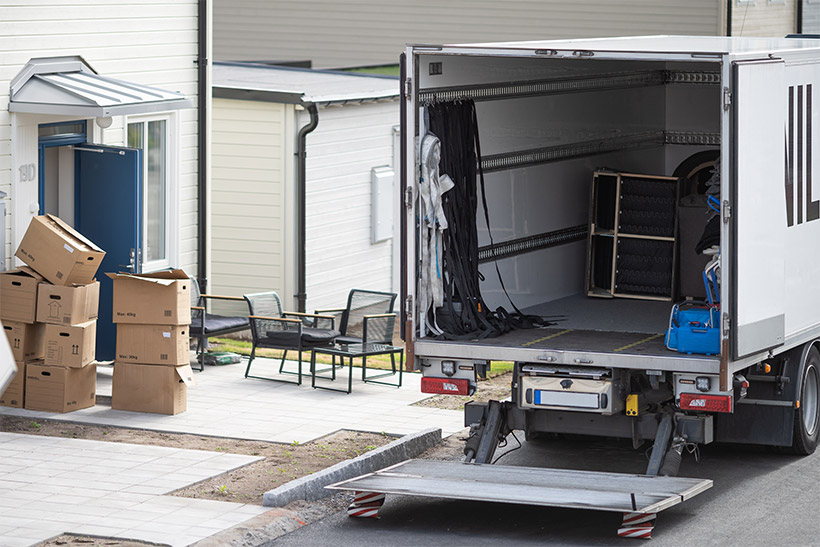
[792,346,820,455]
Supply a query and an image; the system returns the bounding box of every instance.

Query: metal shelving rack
[586,170,680,301]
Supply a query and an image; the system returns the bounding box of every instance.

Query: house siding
[210,98,293,302]
[731,0,796,37]
[214,0,722,69]
[303,100,399,312]
[802,0,820,33]
[1,1,199,273]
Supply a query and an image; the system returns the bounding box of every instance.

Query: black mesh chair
[189,276,251,372]
[244,291,340,385]
[316,289,398,373]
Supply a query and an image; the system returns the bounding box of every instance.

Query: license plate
[534,390,600,409]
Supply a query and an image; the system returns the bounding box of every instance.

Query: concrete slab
[0,432,268,547]
[0,358,464,443]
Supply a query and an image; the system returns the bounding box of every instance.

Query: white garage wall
[303,100,399,312]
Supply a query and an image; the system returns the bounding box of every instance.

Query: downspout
[295,103,319,312]
[797,0,803,34]
[726,0,733,36]
[196,0,209,290]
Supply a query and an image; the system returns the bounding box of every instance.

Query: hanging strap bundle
[424,99,553,340]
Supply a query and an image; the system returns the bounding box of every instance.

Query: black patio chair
[189,276,251,372]
[244,291,340,385]
[315,289,398,373]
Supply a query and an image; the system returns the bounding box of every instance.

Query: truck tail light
[421,377,469,395]
[679,392,733,413]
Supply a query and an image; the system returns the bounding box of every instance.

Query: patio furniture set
[189,283,402,394]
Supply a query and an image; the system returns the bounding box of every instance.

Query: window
[127,117,173,270]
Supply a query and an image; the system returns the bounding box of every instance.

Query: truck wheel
[792,347,820,455]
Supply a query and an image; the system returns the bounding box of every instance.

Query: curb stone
[192,428,443,546]
[263,427,442,506]
[191,507,305,547]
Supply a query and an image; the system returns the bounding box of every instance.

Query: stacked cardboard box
[1,215,104,412]
[110,270,196,415]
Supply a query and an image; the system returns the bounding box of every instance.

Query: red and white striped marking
[347,491,386,518]
[353,492,385,506]
[348,505,382,518]
[617,512,656,539]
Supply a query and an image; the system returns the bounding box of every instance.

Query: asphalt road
[267,432,820,546]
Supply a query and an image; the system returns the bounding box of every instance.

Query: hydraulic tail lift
[327,401,713,539]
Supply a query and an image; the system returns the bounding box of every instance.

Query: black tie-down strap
[425,99,554,340]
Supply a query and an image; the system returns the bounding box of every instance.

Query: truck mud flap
[327,459,712,538]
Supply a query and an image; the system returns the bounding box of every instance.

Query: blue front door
[75,144,142,361]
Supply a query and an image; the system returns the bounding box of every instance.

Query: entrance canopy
[10,56,193,117]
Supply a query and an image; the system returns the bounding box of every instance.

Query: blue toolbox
[665,302,720,356]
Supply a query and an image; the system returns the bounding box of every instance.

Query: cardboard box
[0,267,44,323]
[112,362,195,415]
[116,324,189,366]
[25,361,96,413]
[0,361,25,408]
[15,215,105,286]
[44,321,96,368]
[2,320,46,362]
[108,270,191,325]
[36,281,100,325]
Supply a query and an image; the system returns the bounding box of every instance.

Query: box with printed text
[108,270,191,325]
[15,215,105,287]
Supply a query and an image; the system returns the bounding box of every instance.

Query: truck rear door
[731,58,787,359]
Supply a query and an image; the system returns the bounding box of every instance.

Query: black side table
[311,343,404,394]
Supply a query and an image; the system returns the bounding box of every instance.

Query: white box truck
[330,36,820,536]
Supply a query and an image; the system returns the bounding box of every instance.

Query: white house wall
[1,1,199,273]
[731,1,796,37]
[804,0,820,33]
[303,100,399,312]
[214,0,723,69]
[211,98,295,307]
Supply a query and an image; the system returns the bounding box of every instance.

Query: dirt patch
[413,371,512,411]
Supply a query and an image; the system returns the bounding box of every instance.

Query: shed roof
[213,62,399,105]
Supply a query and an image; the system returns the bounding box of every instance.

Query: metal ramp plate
[327,459,712,514]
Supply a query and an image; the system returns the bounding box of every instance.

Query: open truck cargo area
[348,35,820,537]
[403,35,820,448]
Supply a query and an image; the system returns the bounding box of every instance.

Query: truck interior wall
[419,54,721,331]
[477,147,669,311]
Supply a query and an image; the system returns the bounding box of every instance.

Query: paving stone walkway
[0,358,464,443]
[0,432,268,547]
